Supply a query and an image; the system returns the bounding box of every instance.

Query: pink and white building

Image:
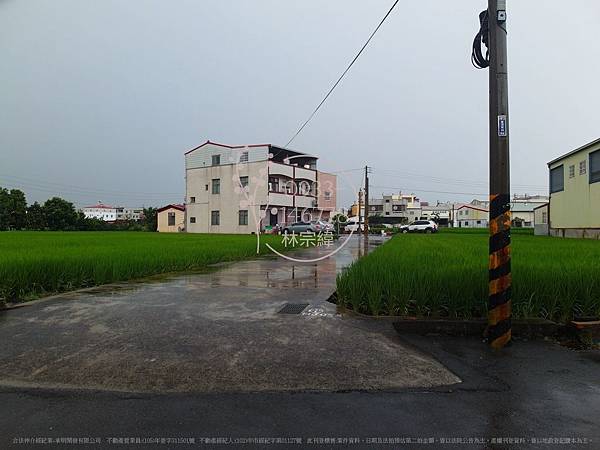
[184,141,337,233]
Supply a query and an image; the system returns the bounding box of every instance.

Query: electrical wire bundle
[471,10,490,69]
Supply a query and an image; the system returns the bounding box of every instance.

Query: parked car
[400,220,438,233]
[315,220,334,233]
[344,219,364,233]
[282,222,318,234]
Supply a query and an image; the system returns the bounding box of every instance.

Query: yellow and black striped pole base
[488,193,512,348]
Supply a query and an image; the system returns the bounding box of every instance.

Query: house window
[569,164,575,178]
[298,181,311,195]
[190,196,195,203]
[239,210,248,225]
[211,210,220,225]
[580,160,587,175]
[385,199,390,203]
[168,212,176,226]
[477,220,481,225]
[239,151,248,163]
[212,179,220,194]
[385,212,390,216]
[524,221,532,227]
[590,150,600,184]
[190,216,196,224]
[324,191,331,200]
[212,154,221,166]
[550,165,564,193]
[239,176,249,188]
[205,184,209,191]
[268,177,279,192]
[541,211,548,224]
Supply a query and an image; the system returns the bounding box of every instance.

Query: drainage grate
[278,303,309,315]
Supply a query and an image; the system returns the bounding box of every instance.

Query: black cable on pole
[471,10,490,69]
[285,0,400,147]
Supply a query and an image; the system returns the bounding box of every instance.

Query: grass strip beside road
[0,231,288,302]
[336,231,600,322]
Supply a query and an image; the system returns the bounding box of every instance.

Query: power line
[0,173,182,197]
[371,185,487,196]
[370,167,547,190]
[372,184,548,198]
[329,167,365,174]
[0,181,179,206]
[1,183,174,204]
[285,0,400,147]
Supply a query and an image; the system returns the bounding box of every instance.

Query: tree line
[0,187,157,231]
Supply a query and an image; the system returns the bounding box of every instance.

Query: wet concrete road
[0,236,458,393]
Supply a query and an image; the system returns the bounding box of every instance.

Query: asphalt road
[2,336,598,449]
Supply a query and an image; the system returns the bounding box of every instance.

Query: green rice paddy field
[337,230,600,322]
[0,232,285,303]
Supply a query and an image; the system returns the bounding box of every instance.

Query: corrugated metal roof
[510,202,547,213]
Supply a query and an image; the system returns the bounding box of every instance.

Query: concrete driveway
[0,235,459,393]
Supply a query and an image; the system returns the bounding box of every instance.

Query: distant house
[510,194,549,228]
[456,204,488,228]
[157,204,185,232]
[364,192,421,224]
[470,198,490,209]
[547,137,600,238]
[421,203,452,226]
[82,203,144,222]
[116,207,143,221]
[510,202,546,228]
[82,203,117,222]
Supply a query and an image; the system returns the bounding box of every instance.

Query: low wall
[548,228,600,239]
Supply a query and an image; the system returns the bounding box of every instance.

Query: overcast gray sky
[1,0,599,209]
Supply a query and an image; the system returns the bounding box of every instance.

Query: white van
[344,218,364,233]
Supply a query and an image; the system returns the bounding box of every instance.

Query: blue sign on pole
[498,115,507,137]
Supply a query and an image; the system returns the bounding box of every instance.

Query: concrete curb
[392,318,561,338]
[568,320,600,345]
[328,291,573,339]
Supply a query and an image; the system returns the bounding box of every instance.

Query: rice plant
[0,232,287,302]
[336,232,600,322]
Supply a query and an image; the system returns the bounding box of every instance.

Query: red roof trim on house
[184,140,271,155]
[157,204,185,213]
[456,204,489,212]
